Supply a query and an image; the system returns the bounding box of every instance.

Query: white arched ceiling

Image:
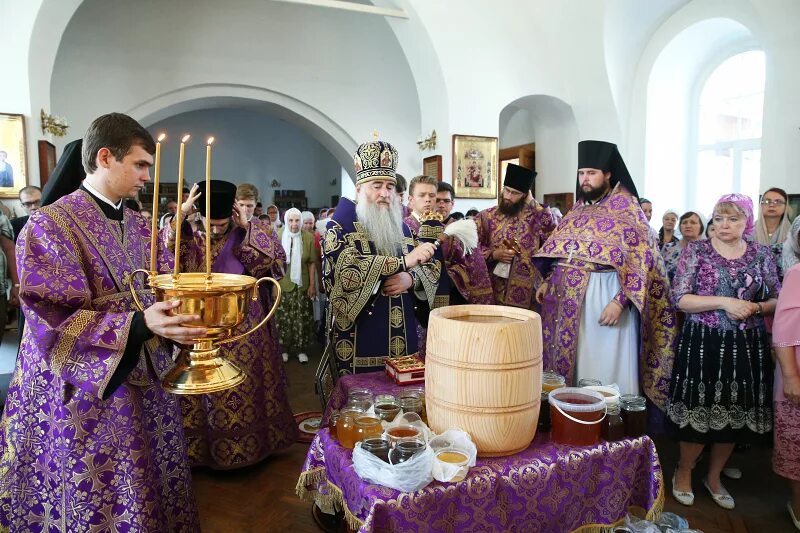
[128,86,356,179]
[41,0,428,184]
[498,95,579,202]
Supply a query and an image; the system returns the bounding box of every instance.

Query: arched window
[694,50,765,205]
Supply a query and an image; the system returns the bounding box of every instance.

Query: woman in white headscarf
[783,216,800,274]
[276,208,317,363]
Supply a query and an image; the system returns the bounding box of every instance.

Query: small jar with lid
[354,416,383,443]
[539,372,566,432]
[361,438,390,462]
[335,407,365,449]
[347,389,373,412]
[328,410,341,441]
[602,403,625,441]
[399,395,424,421]
[388,439,426,465]
[620,394,647,437]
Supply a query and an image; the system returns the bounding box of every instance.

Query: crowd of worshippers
[0,112,799,531]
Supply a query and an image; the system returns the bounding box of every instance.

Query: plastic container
[548,387,607,446]
[584,385,621,409]
[577,378,602,387]
[434,448,470,482]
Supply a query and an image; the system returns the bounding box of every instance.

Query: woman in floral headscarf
[666,194,780,510]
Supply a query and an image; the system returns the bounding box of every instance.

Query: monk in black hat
[171,180,297,469]
[535,140,676,415]
[473,163,556,310]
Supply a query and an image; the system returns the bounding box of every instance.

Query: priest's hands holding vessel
[144,299,207,344]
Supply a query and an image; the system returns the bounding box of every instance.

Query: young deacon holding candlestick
[0,113,202,531]
[168,179,297,469]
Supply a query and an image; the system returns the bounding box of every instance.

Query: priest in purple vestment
[0,113,202,531]
[403,175,451,356]
[435,181,494,306]
[474,164,556,310]
[322,140,438,375]
[534,140,676,409]
[170,180,297,469]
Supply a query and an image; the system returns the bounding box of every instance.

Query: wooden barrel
[425,305,542,457]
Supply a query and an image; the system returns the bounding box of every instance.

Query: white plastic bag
[429,429,477,482]
[352,442,434,492]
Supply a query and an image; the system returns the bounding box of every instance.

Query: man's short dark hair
[82,113,156,174]
[18,185,41,199]
[437,181,455,200]
[395,173,407,194]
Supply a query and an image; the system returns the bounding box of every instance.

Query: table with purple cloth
[300,372,665,532]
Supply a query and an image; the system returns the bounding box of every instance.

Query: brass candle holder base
[129,270,281,395]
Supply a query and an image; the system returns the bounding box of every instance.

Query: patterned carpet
[294,411,323,443]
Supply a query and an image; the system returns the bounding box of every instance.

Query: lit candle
[174,134,191,277]
[150,133,166,274]
[205,137,214,279]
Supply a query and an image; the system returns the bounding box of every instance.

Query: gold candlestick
[205,137,214,280]
[150,133,166,274]
[174,134,191,277]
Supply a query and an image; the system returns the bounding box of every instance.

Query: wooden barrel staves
[425,305,543,457]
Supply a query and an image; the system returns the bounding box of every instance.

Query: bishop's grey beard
[356,191,405,255]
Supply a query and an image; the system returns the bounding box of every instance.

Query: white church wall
[147,108,341,209]
[47,0,422,188]
[410,0,623,212]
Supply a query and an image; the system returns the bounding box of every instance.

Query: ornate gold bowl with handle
[129,270,281,395]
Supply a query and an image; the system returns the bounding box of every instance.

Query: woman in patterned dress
[773,220,800,529]
[277,208,317,364]
[661,211,704,283]
[667,194,780,510]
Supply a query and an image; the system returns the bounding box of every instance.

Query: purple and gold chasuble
[170,219,297,469]
[440,232,494,305]
[474,202,556,310]
[0,190,199,532]
[323,199,440,375]
[535,184,677,409]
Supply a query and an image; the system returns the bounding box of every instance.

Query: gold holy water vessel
[127,134,281,394]
[129,270,280,394]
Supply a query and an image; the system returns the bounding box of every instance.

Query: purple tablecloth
[301,373,664,532]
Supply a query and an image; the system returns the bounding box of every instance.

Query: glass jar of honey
[335,407,365,449]
[328,410,341,441]
[388,439,426,465]
[539,372,566,432]
[620,394,647,437]
[354,416,383,443]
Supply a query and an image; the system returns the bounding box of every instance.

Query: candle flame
[181,134,191,143]
[157,133,166,142]
[207,137,215,145]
